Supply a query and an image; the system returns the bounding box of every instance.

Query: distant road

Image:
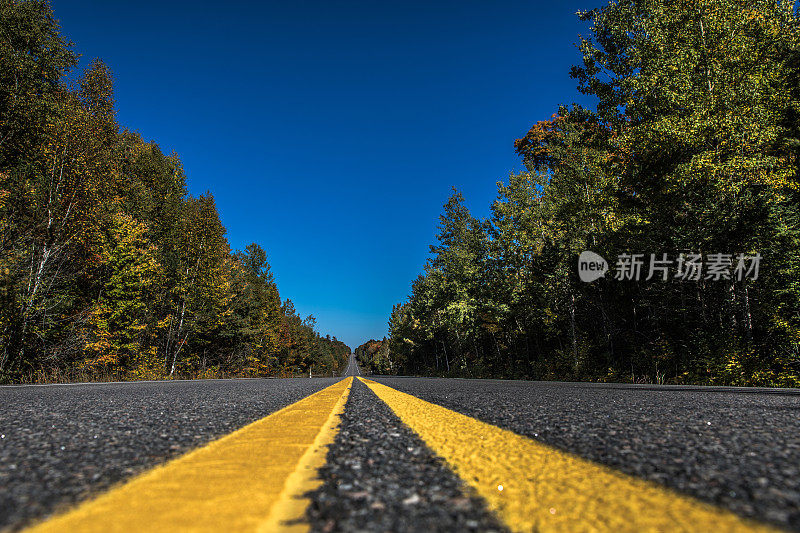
[342,353,361,377]
[1,367,797,531]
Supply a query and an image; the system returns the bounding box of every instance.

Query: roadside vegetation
[354,339,393,375]
[382,0,800,386]
[0,0,349,383]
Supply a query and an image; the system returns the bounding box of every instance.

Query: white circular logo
[578,251,608,282]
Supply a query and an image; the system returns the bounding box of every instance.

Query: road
[342,353,361,377]
[0,362,798,532]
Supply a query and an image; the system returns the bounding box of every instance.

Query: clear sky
[52,1,597,349]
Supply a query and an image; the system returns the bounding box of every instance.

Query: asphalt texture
[0,377,338,531]
[305,378,506,533]
[372,376,800,531]
[3,367,799,532]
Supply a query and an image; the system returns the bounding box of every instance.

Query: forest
[0,0,350,383]
[379,0,800,386]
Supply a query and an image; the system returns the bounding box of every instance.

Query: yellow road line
[27,377,352,533]
[360,378,774,533]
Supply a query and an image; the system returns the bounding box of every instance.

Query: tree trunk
[743,284,753,344]
[570,293,578,369]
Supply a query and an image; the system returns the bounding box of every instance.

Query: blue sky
[53,1,596,349]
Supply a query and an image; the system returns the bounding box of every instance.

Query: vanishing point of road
[1,354,798,532]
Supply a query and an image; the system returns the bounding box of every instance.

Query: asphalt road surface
[372,377,800,530]
[342,353,361,377]
[0,377,339,530]
[1,359,798,532]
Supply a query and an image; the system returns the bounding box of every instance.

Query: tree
[83,212,162,376]
[231,243,282,375]
[388,0,800,386]
[0,0,345,383]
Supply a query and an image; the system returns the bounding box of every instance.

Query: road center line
[26,377,353,533]
[360,377,775,533]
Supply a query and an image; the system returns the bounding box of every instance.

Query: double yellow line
[26,377,774,532]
